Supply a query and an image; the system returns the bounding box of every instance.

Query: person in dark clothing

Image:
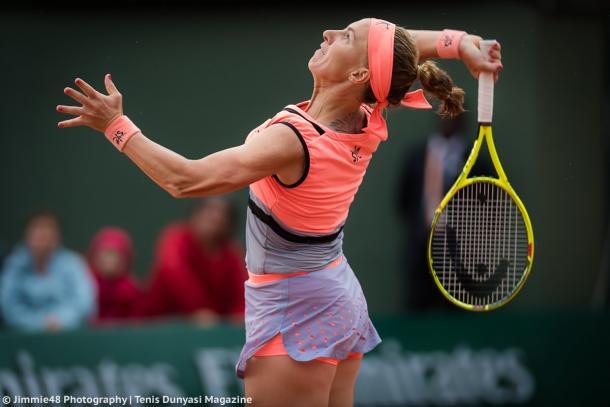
[396,113,491,311]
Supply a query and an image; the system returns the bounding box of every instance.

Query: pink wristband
[436,29,467,59]
[104,115,140,152]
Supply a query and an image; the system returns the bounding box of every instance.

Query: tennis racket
[427,40,534,311]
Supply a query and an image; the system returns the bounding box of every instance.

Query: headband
[366,18,432,141]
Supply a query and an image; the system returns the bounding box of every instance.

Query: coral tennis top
[245,100,383,274]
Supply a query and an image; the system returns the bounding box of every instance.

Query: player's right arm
[57,75,304,198]
[122,123,303,198]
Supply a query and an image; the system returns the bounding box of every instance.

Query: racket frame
[427,124,535,311]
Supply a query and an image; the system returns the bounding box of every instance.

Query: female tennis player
[57,18,501,407]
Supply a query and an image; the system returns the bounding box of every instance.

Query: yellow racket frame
[427,124,535,311]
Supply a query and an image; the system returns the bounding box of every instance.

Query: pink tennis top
[249,101,381,233]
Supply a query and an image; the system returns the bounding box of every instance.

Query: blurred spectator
[0,210,95,331]
[87,226,142,323]
[135,197,247,325]
[396,113,491,312]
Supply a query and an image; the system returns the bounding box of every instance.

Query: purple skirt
[235,255,382,379]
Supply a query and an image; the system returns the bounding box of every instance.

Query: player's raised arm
[56,75,304,198]
[408,29,503,81]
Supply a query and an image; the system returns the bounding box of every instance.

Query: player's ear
[349,67,370,85]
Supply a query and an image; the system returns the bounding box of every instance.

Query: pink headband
[367,18,432,141]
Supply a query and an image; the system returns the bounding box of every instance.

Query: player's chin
[308,48,330,68]
[307,58,320,75]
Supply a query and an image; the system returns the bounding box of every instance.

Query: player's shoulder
[272,101,312,122]
[269,101,326,137]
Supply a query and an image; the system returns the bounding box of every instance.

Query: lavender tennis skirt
[235,255,382,379]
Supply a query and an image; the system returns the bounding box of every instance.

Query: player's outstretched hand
[459,35,503,82]
[57,74,123,132]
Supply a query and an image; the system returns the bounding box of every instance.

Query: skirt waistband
[247,255,344,285]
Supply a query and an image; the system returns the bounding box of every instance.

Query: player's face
[308,18,370,84]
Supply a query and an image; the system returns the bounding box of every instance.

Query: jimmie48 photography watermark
[1,394,252,406]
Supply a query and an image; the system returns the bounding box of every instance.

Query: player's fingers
[480,60,503,74]
[104,73,121,96]
[74,78,100,98]
[56,104,84,116]
[489,49,501,60]
[63,87,90,106]
[57,116,85,128]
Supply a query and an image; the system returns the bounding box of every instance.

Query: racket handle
[477,39,496,124]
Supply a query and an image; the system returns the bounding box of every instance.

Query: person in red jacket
[88,226,142,322]
[136,197,247,325]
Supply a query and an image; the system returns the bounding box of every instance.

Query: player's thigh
[244,355,337,407]
[328,358,362,407]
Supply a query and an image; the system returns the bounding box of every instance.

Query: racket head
[428,177,534,311]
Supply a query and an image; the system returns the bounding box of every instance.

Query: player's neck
[307,83,363,133]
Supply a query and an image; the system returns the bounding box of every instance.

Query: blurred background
[0,0,608,406]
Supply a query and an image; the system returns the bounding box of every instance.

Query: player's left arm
[407,29,503,80]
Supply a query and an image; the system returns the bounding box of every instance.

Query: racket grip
[477,39,496,124]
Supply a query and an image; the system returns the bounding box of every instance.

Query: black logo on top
[351,146,362,163]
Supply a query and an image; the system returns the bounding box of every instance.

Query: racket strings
[431,182,529,307]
